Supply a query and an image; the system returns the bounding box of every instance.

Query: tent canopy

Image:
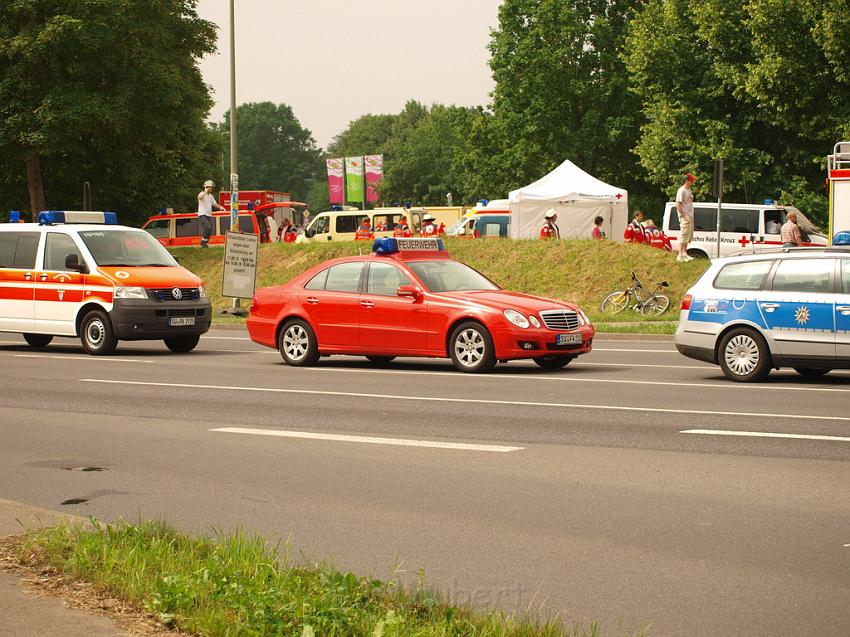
[508,160,628,240]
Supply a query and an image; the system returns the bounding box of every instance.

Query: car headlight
[503,309,530,328]
[113,286,148,299]
[529,314,541,328]
[577,308,590,326]
[198,285,208,298]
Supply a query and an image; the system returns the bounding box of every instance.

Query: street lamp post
[225,0,245,315]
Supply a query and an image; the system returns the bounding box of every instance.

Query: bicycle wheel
[601,291,629,314]
[640,294,670,316]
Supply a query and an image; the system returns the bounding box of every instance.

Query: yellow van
[297,207,427,243]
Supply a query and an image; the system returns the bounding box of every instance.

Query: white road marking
[590,348,676,353]
[211,427,523,452]
[681,429,850,443]
[201,335,254,340]
[80,378,850,423]
[15,354,153,363]
[578,361,710,369]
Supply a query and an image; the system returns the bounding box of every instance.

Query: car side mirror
[65,253,88,274]
[305,228,316,238]
[397,285,422,300]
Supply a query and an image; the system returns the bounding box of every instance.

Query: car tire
[23,333,53,347]
[80,310,118,356]
[601,291,628,314]
[793,367,831,378]
[532,355,572,369]
[164,334,200,353]
[365,356,395,364]
[718,328,771,382]
[278,319,319,366]
[449,321,496,373]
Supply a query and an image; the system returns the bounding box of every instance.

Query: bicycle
[600,272,671,316]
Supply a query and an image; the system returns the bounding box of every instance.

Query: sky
[196,0,502,150]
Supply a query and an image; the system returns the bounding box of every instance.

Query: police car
[675,247,850,381]
[246,237,594,372]
[0,211,211,354]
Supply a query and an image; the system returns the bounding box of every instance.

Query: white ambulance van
[662,202,827,259]
[0,211,211,354]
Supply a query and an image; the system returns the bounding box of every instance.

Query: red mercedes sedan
[246,238,594,372]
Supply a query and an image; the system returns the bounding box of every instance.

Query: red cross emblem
[738,235,750,247]
[615,193,623,199]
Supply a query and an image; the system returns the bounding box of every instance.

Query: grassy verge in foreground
[9,520,647,637]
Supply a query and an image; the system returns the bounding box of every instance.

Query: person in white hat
[197,179,223,248]
[421,213,437,236]
[540,208,560,239]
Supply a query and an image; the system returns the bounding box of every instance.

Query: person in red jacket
[421,213,438,236]
[540,209,560,239]
[277,218,298,243]
[624,210,646,243]
[354,217,374,241]
[393,216,413,237]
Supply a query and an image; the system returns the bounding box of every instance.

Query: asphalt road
[1,329,849,636]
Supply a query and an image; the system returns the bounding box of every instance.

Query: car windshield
[406,260,499,292]
[78,230,178,267]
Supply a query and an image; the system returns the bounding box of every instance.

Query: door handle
[23,272,32,281]
[305,297,319,305]
[359,300,374,308]
[38,274,48,281]
[759,303,779,312]
[837,305,850,315]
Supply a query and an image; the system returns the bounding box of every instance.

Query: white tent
[508,160,628,241]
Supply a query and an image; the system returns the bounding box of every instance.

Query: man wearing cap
[421,213,438,236]
[197,180,223,248]
[540,209,560,239]
[675,173,696,262]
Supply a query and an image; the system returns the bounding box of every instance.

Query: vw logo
[171,287,182,300]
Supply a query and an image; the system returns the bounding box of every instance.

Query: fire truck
[827,142,850,243]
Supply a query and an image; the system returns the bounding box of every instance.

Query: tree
[219,102,323,204]
[327,113,396,158]
[0,0,219,223]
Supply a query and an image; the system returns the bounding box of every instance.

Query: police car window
[324,262,364,292]
[367,262,412,296]
[143,219,170,239]
[772,258,833,294]
[0,232,39,269]
[693,206,717,231]
[78,230,177,267]
[175,217,200,238]
[44,233,82,271]
[304,268,328,290]
[407,260,498,292]
[336,215,359,234]
[842,260,850,294]
[714,260,773,290]
[720,208,759,234]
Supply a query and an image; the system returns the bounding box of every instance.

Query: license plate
[556,333,582,345]
[169,317,195,326]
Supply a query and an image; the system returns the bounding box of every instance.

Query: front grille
[539,310,579,331]
[155,308,207,318]
[150,287,200,301]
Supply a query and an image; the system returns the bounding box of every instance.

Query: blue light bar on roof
[38,211,118,225]
[372,237,444,254]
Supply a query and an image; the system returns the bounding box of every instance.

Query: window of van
[764,209,784,235]
[219,215,255,234]
[143,218,171,239]
[44,233,83,271]
[336,215,360,234]
[772,258,833,294]
[714,260,773,290]
[668,206,717,231]
[0,232,39,269]
[175,217,200,238]
[313,216,330,234]
[720,208,759,234]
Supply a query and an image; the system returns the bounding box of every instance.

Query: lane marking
[211,427,523,453]
[681,429,850,443]
[80,378,850,423]
[14,354,153,363]
[201,335,255,341]
[589,348,676,353]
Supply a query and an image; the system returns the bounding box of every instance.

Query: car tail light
[681,294,692,310]
[249,295,259,313]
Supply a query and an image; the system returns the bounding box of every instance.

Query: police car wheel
[718,328,771,382]
[449,322,496,373]
[80,310,118,356]
[164,334,200,353]
[793,367,831,378]
[23,334,53,347]
[278,319,319,366]
[532,355,572,369]
[365,356,395,364]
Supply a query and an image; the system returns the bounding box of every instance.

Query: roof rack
[728,245,850,257]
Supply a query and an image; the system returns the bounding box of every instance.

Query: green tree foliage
[624,0,850,225]
[0,0,219,224]
[327,113,396,158]
[219,102,323,205]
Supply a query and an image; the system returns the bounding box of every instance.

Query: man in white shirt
[675,173,696,262]
[197,179,223,248]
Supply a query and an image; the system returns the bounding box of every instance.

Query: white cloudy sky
[196,0,501,149]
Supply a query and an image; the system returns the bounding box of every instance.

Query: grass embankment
[7,520,645,637]
[175,239,709,333]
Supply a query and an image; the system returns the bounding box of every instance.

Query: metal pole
[714,159,724,258]
[228,0,243,314]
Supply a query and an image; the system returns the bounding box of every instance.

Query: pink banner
[326,158,344,204]
[364,154,383,203]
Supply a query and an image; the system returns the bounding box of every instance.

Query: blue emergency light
[833,231,850,245]
[38,211,118,225]
[372,237,444,254]
[9,210,21,223]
